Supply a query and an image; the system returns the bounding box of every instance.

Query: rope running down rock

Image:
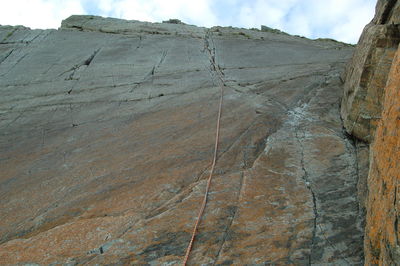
[182,32,225,265]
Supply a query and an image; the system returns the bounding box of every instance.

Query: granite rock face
[365,43,400,265]
[341,0,400,143]
[0,16,363,264]
[341,1,400,264]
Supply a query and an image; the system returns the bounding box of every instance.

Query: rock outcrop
[341,0,400,143]
[365,42,400,266]
[0,16,363,264]
[341,0,400,264]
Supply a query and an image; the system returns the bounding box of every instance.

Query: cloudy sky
[0,0,376,44]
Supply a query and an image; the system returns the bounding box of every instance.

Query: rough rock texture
[341,0,400,143]
[365,43,400,265]
[341,1,400,264]
[0,15,364,264]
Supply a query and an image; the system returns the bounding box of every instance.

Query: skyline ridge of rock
[2,14,354,45]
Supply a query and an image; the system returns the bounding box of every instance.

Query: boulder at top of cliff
[60,15,205,38]
[0,15,363,264]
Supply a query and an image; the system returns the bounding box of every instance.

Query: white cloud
[285,0,376,43]
[237,1,288,29]
[231,0,375,43]
[0,0,84,29]
[327,1,376,43]
[0,0,376,43]
[285,13,313,37]
[99,0,218,27]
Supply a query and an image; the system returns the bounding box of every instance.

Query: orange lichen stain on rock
[365,44,400,265]
[0,215,131,264]
[0,90,278,265]
[209,144,314,264]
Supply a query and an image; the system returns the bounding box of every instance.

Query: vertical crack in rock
[203,30,225,87]
[341,132,368,264]
[0,49,14,65]
[83,48,100,66]
[25,32,42,44]
[201,30,247,264]
[353,142,365,233]
[157,50,168,68]
[130,49,168,95]
[380,0,397,24]
[58,48,101,96]
[294,128,318,265]
[136,35,142,49]
[0,53,28,77]
[290,72,363,264]
[147,49,169,99]
[341,87,369,234]
[295,125,355,265]
[59,48,100,82]
[339,98,367,225]
[213,172,244,265]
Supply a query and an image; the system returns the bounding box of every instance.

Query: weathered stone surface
[341,0,400,143]
[365,43,400,265]
[60,15,206,38]
[342,1,400,264]
[355,142,370,224]
[373,0,400,24]
[0,15,363,264]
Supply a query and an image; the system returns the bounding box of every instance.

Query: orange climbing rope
[182,69,225,265]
